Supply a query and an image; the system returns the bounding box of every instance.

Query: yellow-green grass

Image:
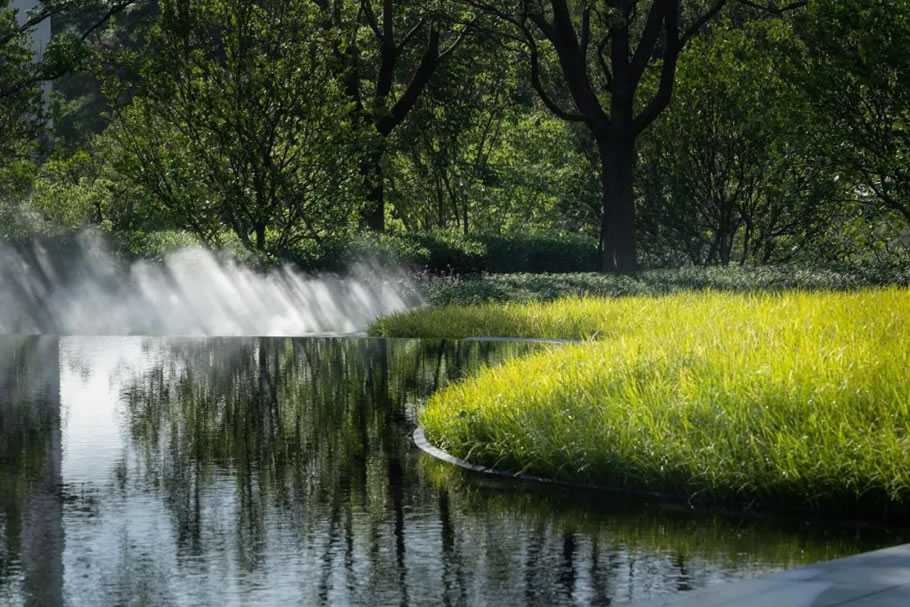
[369,297,643,341]
[375,289,910,516]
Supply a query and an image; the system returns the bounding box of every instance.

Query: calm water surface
[0,336,901,606]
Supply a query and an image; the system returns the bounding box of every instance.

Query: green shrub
[112,230,205,262]
[306,232,431,272]
[477,232,600,273]
[308,231,599,275]
[406,233,487,274]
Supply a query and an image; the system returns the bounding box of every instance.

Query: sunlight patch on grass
[379,289,910,514]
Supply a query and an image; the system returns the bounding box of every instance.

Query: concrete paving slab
[625,544,910,607]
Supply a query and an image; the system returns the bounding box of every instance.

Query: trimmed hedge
[477,233,600,273]
[306,231,600,275]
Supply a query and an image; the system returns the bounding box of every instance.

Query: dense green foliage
[0,1,907,271]
[1,0,909,531]
[398,290,910,517]
[319,231,598,274]
[637,19,837,266]
[395,265,909,308]
[795,0,910,230]
[108,0,365,260]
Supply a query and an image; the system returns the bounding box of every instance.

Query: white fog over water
[0,234,421,336]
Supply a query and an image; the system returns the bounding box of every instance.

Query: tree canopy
[1,0,907,271]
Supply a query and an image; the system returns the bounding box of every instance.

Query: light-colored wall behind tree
[11,0,51,59]
[10,0,53,129]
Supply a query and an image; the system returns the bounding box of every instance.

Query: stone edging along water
[463,336,582,345]
[414,335,684,501]
[411,335,831,517]
[413,423,840,518]
[412,425,698,504]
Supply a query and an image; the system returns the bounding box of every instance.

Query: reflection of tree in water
[114,336,899,605]
[120,337,530,600]
[420,456,902,603]
[0,336,63,606]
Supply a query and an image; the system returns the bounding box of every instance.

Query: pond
[0,336,900,606]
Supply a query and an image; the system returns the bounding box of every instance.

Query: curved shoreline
[393,292,910,522]
[412,426,895,523]
[462,336,582,344]
[413,425,699,505]
[411,333,768,511]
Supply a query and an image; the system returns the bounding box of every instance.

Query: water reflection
[0,336,902,606]
[0,336,63,607]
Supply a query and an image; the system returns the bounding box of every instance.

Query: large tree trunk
[254,223,266,251]
[599,138,639,273]
[364,174,385,232]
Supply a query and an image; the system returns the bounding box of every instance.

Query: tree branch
[440,17,474,60]
[633,1,680,133]
[597,34,614,92]
[629,0,670,83]
[527,12,556,41]
[529,37,586,122]
[382,0,394,43]
[360,0,384,42]
[680,0,728,47]
[737,0,808,14]
[378,29,440,135]
[580,7,591,59]
[399,17,426,51]
[0,6,62,50]
[80,1,136,40]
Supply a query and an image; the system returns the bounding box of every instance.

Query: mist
[0,233,422,336]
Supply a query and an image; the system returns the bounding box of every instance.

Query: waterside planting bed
[418,265,910,306]
[371,288,910,518]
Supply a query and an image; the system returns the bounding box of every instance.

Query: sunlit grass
[369,296,638,341]
[377,289,910,515]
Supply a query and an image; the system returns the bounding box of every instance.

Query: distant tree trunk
[741,218,754,265]
[254,223,266,251]
[599,138,638,273]
[719,239,732,266]
[716,201,737,266]
[364,144,386,231]
[343,5,469,234]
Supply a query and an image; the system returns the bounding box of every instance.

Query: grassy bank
[375,289,910,516]
[371,297,620,340]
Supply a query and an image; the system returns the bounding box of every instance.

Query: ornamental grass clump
[412,289,910,516]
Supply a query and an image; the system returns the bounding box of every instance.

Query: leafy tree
[387,39,599,236]
[0,5,45,153]
[0,4,43,239]
[52,1,158,146]
[29,133,146,233]
[463,0,807,272]
[108,0,365,260]
[795,0,910,228]
[0,1,137,241]
[1,1,137,103]
[636,18,839,266]
[311,0,472,231]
